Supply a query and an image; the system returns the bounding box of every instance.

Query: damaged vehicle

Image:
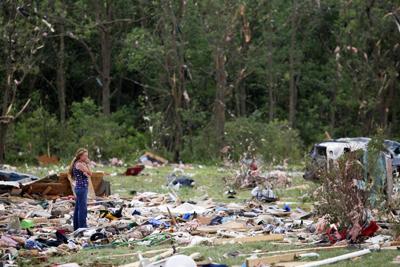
[304,137,400,181]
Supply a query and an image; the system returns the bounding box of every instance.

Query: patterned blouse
[73,162,89,189]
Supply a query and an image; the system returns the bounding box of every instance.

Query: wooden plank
[87,176,96,199]
[167,207,177,226]
[386,157,394,206]
[246,253,298,267]
[61,171,104,197]
[143,151,168,164]
[98,248,172,259]
[196,216,212,225]
[28,183,71,196]
[277,261,313,267]
[42,186,52,196]
[66,174,76,198]
[239,245,348,257]
[195,221,251,234]
[389,241,400,246]
[214,234,284,245]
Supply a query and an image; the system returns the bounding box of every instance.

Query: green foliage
[7,99,149,163]
[2,0,400,164]
[315,151,367,227]
[66,99,149,161]
[224,118,303,164]
[366,129,387,207]
[7,107,59,163]
[118,28,162,74]
[182,118,302,164]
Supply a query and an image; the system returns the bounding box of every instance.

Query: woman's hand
[76,162,92,177]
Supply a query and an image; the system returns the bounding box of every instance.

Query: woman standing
[69,148,92,230]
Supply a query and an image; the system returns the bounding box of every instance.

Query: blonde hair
[68,148,88,176]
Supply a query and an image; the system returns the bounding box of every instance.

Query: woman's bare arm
[76,162,92,176]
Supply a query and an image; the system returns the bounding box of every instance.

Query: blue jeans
[73,187,88,230]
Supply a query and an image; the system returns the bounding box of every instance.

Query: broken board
[246,253,298,267]
[214,234,284,245]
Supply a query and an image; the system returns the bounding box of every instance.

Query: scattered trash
[168,176,195,189]
[0,155,398,267]
[251,185,277,202]
[139,152,168,167]
[125,164,145,176]
[109,157,124,166]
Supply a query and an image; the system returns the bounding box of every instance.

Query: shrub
[65,98,148,161]
[7,107,60,163]
[224,118,302,164]
[315,135,388,236]
[6,99,150,164]
[184,118,303,164]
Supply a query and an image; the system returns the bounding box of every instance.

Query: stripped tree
[0,1,52,162]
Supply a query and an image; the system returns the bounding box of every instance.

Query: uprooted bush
[315,150,368,226]
[315,136,388,237]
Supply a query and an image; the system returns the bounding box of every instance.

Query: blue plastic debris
[146,218,170,228]
[182,213,192,220]
[283,203,291,212]
[25,239,43,250]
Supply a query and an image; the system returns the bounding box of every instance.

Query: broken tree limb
[324,131,332,140]
[167,207,177,226]
[297,249,371,267]
[14,99,31,120]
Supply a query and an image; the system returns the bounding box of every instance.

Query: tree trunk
[330,65,339,131]
[239,83,246,116]
[0,71,12,164]
[101,27,112,115]
[267,34,274,122]
[95,0,113,116]
[0,123,8,163]
[56,22,66,123]
[172,0,185,162]
[161,0,186,162]
[382,80,394,131]
[234,72,246,117]
[235,84,240,117]
[288,0,298,127]
[214,47,227,152]
[138,0,148,27]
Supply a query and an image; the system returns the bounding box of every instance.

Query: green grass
[105,165,242,202]
[17,242,400,266]
[13,164,398,266]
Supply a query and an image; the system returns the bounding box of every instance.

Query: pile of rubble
[0,185,395,267]
[0,147,399,266]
